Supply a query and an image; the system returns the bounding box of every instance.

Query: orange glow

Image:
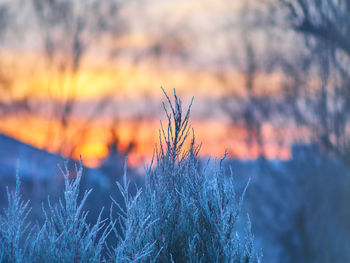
[0,50,295,168]
[0,112,293,168]
[0,50,286,102]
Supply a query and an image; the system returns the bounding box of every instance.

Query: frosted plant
[108,161,156,263]
[0,88,260,263]
[32,160,112,263]
[1,162,115,263]
[0,171,35,263]
[110,88,261,262]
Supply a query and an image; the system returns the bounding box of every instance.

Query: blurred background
[1,0,350,262]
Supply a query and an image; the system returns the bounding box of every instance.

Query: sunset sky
[0,0,305,167]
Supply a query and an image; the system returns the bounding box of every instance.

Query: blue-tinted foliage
[0,89,258,262]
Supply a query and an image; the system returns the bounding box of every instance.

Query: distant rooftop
[0,133,64,179]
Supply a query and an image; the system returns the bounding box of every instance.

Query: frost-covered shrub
[33,162,111,263]
[0,163,112,263]
[0,89,259,263]
[108,162,156,262]
[110,88,260,262]
[0,171,34,263]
